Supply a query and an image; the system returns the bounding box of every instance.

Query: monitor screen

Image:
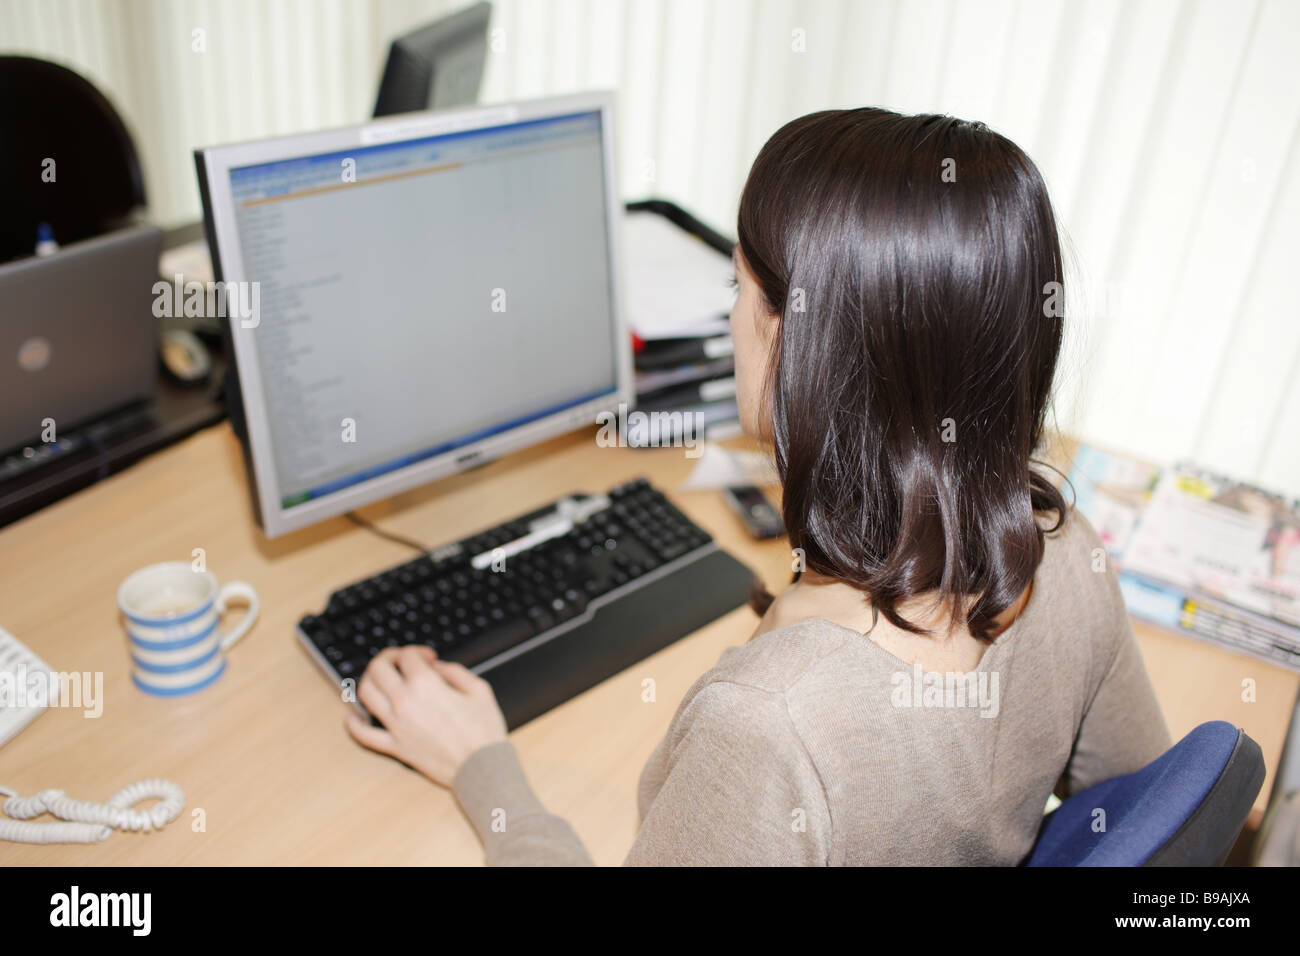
[196,94,631,536]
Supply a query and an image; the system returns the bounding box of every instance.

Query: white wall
[4,0,1298,495]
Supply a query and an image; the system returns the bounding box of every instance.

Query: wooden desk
[0,424,1294,864]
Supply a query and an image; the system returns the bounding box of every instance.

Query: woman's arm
[347,645,832,865]
[452,741,594,866]
[452,678,833,865]
[624,679,832,865]
[1059,549,1173,795]
[344,646,601,865]
[453,676,835,865]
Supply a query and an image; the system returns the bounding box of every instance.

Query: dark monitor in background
[373,2,492,117]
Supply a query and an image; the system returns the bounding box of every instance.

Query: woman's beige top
[451,508,1172,865]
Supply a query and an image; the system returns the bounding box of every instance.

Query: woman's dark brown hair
[739,108,1067,641]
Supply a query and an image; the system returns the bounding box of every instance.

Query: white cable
[0,780,185,845]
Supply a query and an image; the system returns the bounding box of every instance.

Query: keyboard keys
[526,605,555,631]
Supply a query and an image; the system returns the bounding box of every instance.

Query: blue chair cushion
[1027,720,1241,866]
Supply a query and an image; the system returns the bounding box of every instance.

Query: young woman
[345,108,1171,866]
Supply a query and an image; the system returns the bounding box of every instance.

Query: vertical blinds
[4,0,1297,493]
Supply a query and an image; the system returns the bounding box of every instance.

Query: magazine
[1067,444,1300,672]
[1123,466,1300,629]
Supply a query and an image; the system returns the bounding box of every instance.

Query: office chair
[1026,721,1265,866]
[0,56,146,264]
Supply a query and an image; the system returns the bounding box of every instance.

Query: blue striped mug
[117,562,259,696]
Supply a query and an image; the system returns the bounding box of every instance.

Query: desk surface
[1,424,1295,864]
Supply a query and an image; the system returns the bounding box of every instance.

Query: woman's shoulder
[656,618,864,770]
[1029,503,1132,651]
[685,507,1120,699]
[706,617,857,697]
[1038,504,1117,591]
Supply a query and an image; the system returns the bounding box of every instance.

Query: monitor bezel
[195,91,632,538]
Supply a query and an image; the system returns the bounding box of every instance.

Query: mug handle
[215,581,259,652]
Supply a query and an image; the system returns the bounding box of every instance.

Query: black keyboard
[297,476,756,729]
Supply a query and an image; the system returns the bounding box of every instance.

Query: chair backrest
[1026,721,1265,866]
[0,56,146,264]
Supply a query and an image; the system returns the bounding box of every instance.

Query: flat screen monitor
[373,1,491,116]
[195,92,631,537]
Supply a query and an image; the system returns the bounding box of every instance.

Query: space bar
[449,618,536,668]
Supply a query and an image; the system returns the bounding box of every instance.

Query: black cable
[344,511,429,555]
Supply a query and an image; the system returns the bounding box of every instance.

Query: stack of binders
[632,333,737,443]
[621,200,740,448]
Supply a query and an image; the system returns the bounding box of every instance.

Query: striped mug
[117,562,259,696]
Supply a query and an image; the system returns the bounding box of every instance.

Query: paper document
[681,443,779,490]
[622,212,735,340]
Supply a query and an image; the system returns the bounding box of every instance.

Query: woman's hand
[344,645,508,787]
